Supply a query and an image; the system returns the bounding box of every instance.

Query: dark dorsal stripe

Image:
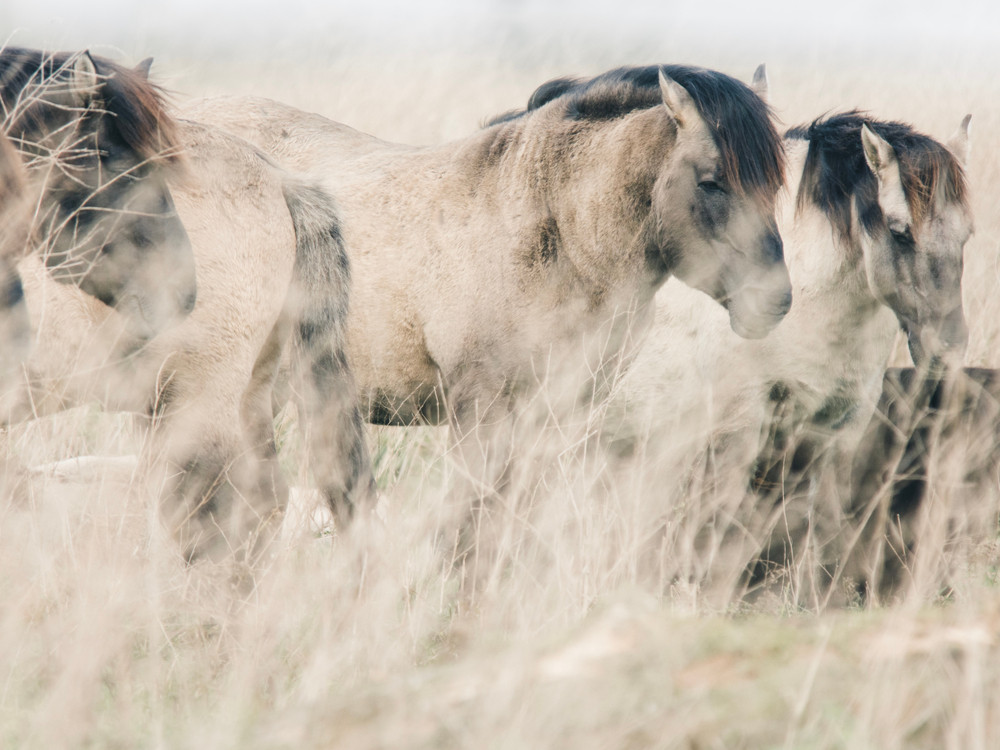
[786,112,969,243]
[485,65,785,207]
[0,46,179,164]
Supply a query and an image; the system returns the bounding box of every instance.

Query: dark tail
[281,177,376,526]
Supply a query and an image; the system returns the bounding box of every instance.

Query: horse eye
[890,227,914,247]
[698,180,725,195]
[132,229,153,249]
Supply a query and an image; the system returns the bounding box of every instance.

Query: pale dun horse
[2,48,199,511]
[188,63,791,579]
[617,107,972,607]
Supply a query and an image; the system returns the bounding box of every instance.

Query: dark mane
[786,112,969,242]
[485,65,785,206]
[0,46,179,164]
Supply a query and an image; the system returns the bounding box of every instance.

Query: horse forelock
[0,47,180,167]
[484,65,785,208]
[97,57,180,165]
[788,112,969,242]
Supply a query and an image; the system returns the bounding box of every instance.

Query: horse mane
[484,65,785,207]
[0,46,179,165]
[786,111,969,242]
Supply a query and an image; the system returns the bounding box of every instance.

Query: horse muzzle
[725,266,793,340]
[903,306,968,371]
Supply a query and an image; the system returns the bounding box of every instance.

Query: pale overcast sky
[3,0,996,57]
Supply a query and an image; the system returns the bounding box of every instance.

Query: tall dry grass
[4,31,1000,749]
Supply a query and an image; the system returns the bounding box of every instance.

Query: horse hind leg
[281,177,376,530]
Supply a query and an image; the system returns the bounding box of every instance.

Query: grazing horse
[617,110,972,604]
[20,116,375,560]
[185,63,790,529]
[0,47,195,343]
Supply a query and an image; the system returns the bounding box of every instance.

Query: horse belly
[346,313,444,425]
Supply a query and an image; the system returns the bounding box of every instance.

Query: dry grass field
[5,10,1000,748]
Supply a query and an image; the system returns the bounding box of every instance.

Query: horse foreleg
[447,384,520,596]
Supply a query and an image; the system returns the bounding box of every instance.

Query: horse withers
[186,63,790,540]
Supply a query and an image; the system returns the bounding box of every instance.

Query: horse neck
[494,106,668,301]
[778,138,897,380]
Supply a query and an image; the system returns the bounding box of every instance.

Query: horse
[0,47,195,346]
[849,367,1000,603]
[184,63,790,541]
[615,109,972,605]
[18,112,375,561]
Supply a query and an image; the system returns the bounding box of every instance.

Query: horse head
[858,116,972,369]
[650,66,791,339]
[2,48,196,341]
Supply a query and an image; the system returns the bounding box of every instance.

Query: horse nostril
[777,288,792,316]
[182,289,197,314]
[766,231,784,264]
[2,273,24,308]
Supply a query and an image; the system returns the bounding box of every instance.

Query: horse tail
[281,177,376,526]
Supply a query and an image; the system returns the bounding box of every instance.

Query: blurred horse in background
[0,47,195,348]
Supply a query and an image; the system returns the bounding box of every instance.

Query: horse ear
[860,124,897,179]
[71,51,102,107]
[751,64,769,102]
[946,114,972,166]
[659,69,696,128]
[134,57,154,80]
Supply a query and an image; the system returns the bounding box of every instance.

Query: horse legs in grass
[154,344,289,565]
[446,380,520,595]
